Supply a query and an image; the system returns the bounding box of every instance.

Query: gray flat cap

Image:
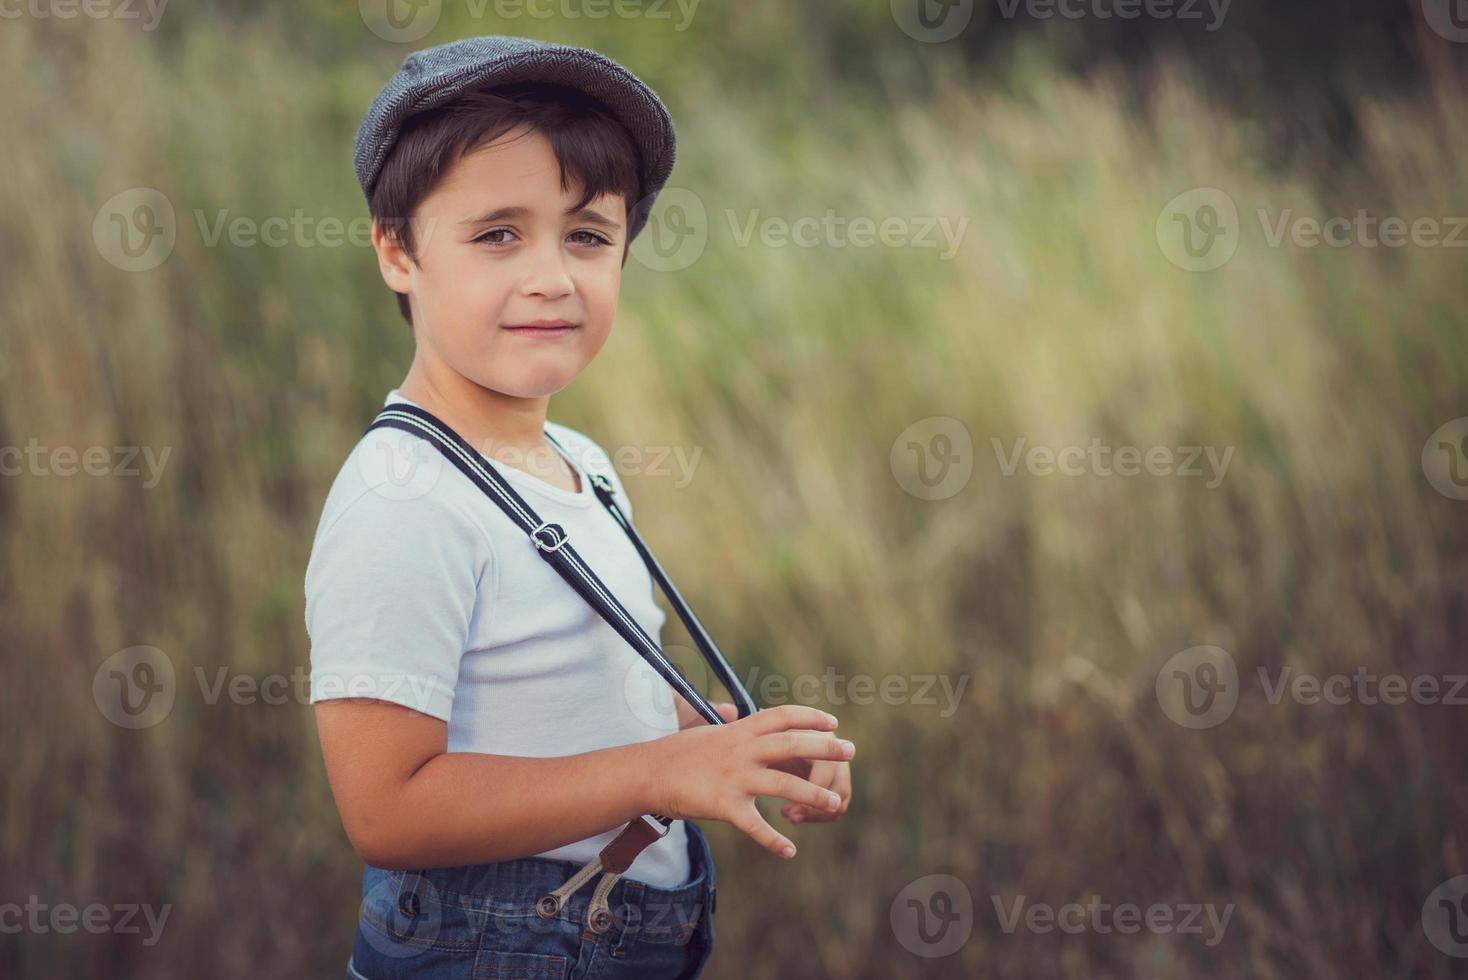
[353,35,676,244]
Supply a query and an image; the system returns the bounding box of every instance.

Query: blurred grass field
[1,6,1465,978]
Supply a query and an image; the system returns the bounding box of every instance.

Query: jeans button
[398,890,420,919]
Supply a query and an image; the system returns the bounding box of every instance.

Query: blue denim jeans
[345,820,716,980]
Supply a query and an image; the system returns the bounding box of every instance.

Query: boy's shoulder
[309,420,488,551]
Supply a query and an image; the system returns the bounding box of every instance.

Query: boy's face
[376,126,626,401]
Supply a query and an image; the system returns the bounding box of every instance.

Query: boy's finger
[783,802,836,824]
[834,762,852,815]
[755,769,843,813]
[749,704,837,735]
[753,731,854,765]
[733,802,797,860]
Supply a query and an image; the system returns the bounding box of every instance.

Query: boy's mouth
[502,319,580,338]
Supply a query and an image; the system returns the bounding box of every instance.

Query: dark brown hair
[368,81,644,326]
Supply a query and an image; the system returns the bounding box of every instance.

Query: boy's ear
[371,218,416,293]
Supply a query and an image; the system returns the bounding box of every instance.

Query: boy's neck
[398,355,552,460]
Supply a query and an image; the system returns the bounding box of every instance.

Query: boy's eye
[569,230,613,248]
[475,228,515,246]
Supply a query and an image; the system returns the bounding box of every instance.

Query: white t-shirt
[304,388,688,886]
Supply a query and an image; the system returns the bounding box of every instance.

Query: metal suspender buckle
[589,472,615,495]
[641,813,674,838]
[531,521,569,553]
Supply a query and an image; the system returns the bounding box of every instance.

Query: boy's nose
[518,242,575,300]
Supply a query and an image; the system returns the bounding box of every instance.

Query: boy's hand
[676,698,853,823]
[649,703,856,860]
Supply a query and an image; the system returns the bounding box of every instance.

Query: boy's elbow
[348,829,391,869]
[343,809,416,870]
[351,831,422,871]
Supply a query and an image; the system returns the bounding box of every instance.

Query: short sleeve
[304,479,493,723]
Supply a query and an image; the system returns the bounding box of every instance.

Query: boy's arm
[316,698,663,870]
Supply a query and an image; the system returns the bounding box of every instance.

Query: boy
[305,36,853,979]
